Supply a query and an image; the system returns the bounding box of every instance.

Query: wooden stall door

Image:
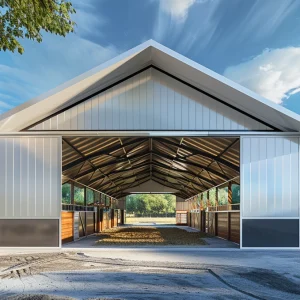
[120,210,125,225]
[114,210,118,227]
[229,212,240,243]
[207,212,216,235]
[217,212,228,239]
[107,210,111,229]
[86,212,95,236]
[98,209,103,232]
[61,212,74,244]
[79,212,86,237]
[111,210,115,227]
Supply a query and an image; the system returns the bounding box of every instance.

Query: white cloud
[217,0,300,50]
[158,0,196,22]
[153,0,219,50]
[224,47,300,104]
[238,0,299,41]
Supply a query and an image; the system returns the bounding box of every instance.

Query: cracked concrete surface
[0,250,300,299]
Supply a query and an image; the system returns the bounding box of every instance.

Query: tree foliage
[74,185,84,205]
[126,194,176,215]
[0,0,76,54]
[62,183,71,204]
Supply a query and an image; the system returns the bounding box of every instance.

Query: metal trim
[22,66,279,131]
[1,131,298,137]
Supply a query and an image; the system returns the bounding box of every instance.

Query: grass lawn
[95,226,207,246]
[126,217,176,224]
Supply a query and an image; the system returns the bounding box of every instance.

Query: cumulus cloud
[224,47,300,104]
[158,0,196,22]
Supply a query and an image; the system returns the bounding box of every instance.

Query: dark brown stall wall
[61,212,74,244]
[79,212,86,237]
[0,219,59,247]
[114,210,118,227]
[207,213,216,235]
[190,213,201,230]
[86,212,95,235]
[120,210,125,225]
[187,212,191,227]
[217,213,228,239]
[195,211,240,244]
[229,212,240,243]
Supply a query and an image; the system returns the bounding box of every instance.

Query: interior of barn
[61,136,240,245]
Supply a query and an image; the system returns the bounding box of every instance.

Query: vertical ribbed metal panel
[0,137,61,218]
[241,137,299,217]
[29,68,272,131]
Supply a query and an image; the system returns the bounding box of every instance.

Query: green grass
[126,217,176,224]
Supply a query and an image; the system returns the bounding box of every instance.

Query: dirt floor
[95,226,207,245]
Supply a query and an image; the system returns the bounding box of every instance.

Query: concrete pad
[1,251,300,299]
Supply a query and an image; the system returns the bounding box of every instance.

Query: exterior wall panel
[29,68,272,131]
[0,137,61,219]
[0,219,59,247]
[242,219,299,247]
[241,137,299,218]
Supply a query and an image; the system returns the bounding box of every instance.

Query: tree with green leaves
[126,194,176,216]
[0,0,76,54]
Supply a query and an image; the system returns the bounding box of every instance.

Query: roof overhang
[1,40,300,132]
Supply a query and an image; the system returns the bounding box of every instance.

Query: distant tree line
[126,194,176,216]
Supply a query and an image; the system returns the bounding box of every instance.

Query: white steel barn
[0,40,300,249]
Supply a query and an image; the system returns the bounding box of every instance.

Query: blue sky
[1,0,300,115]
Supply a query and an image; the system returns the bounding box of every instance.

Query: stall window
[202,192,208,210]
[94,192,100,205]
[218,186,228,206]
[105,195,110,207]
[232,184,240,204]
[86,188,94,206]
[101,193,106,204]
[62,183,71,204]
[74,185,85,206]
[209,188,217,206]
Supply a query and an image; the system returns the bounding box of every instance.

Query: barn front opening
[60,136,240,246]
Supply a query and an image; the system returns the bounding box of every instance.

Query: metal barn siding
[0,137,61,218]
[241,136,300,248]
[0,137,61,247]
[29,68,271,131]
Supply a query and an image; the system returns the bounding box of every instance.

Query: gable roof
[1,39,300,132]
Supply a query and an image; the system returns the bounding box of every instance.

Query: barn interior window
[74,185,85,206]
[62,183,71,204]
[94,192,100,205]
[232,184,240,204]
[86,188,94,206]
[105,195,110,206]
